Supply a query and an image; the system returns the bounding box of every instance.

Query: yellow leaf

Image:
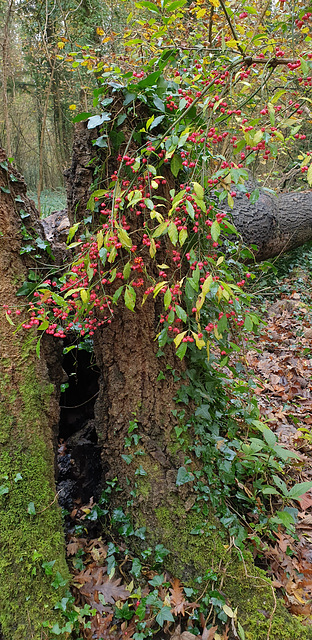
[209,0,219,6]
[102,36,111,43]
[57,41,65,49]
[307,164,312,187]
[214,325,222,340]
[118,228,132,249]
[197,8,206,17]
[5,311,14,326]
[80,289,89,304]
[174,331,187,348]
[96,27,104,35]
[97,230,103,250]
[193,181,204,199]
[201,274,213,297]
[179,228,188,246]
[153,281,168,297]
[191,332,205,350]
[69,104,77,111]
[149,238,156,258]
[253,130,263,144]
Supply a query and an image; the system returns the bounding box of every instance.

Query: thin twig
[37,491,61,515]
[218,0,245,56]
[59,390,99,409]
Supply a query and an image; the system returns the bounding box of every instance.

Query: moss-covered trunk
[0,150,69,639]
[92,292,312,640]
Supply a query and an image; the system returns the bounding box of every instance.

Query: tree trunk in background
[1,0,13,157]
[0,149,69,640]
[230,187,312,260]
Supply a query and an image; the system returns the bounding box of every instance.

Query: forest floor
[245,255,312,620]
[58,245,312,640]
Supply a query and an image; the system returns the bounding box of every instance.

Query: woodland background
[2,2,312,640]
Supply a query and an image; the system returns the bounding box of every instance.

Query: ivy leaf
[156,606,174,625]
[27,501,36,515]
[87,113,111,129]
[176,466,194,486]
[130,557,142,578]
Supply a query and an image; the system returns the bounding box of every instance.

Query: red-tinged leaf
[170,578,186,615]
[80,572,129,605]
[201,626,218,640]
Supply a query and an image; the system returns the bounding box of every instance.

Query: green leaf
[124,285,136,311]
[193,181,204,199]
[72,112,92,123]
[50,623,62,635]
[0,485,9,496]
[150,115,165,130]
[164,287,172,310]
[131,557,142,578]
[87,113,111,129]
[67,222,80,243]
[27,501,36,515]
[185,199,195,219]
[176,341,187,360]
[51,571,67,589]
[288,481,312,500]
[238,621,246,640]
[272,475,288,497]
[42,560,56,576]
[136,603,147,621]
[137,70,162,88]
[135,1,161,13]
[211,220,220,242]
[113,286,124,304]
[168,221,178,245]
[123,261,131,280]
[156,606,174,626]
[262,428,277,449]
[175,305,187,322]
[153,96,165,112]
[249,188,260,204]
[170,154,182,177]
[176,466,194,486]
[244,314,253,331]
[166,0,186,9]
[154,545,170,563]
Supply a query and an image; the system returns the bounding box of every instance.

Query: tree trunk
[230,185,312,261]
[63,124,312,640]
[0,150,69,640]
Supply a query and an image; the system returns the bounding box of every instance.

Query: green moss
[136,477,151,497]
[0,343,69,639]
[143,488,312,639]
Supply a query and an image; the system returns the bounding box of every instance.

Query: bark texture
[0,150,69,640]
[230,185,312,260]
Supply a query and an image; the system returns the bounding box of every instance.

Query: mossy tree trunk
[0,149,69,640]
[92,285,312,640]
[64,124,312,640]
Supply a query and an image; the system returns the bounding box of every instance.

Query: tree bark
[229,184,312,261]
[0,149,69,640]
